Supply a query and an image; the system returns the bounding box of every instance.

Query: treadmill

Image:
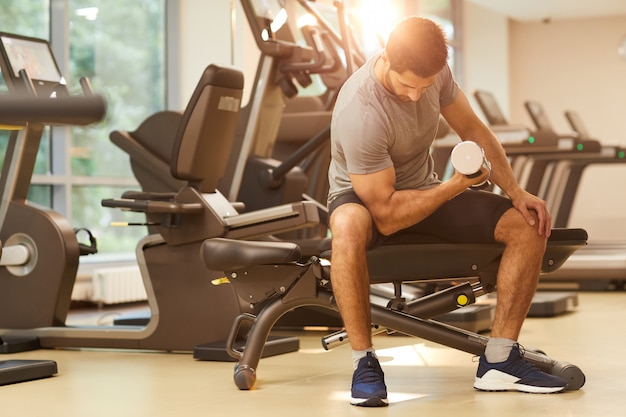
[432,90,604,190]
[472,93,626,290]
[429,91,588,320]
[528,106,626,290]
[466,92,605,309]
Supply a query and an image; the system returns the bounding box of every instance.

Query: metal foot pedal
[0,360,58,385]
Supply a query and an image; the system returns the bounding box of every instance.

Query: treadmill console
[473,89,533,144]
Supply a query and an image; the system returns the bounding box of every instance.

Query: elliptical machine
[0,31,107,383]
[0,32,98,337]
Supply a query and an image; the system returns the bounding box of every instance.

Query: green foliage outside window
[0,0,166,256]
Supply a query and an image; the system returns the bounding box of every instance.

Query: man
[327,16,567,407]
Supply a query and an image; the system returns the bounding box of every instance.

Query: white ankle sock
[352,347,376,370]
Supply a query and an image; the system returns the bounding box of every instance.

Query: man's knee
[495,208,547,249]
[329,203,373,248]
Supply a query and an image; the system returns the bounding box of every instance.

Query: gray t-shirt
[327,52,459,205]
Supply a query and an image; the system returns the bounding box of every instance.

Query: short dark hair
[385,16,448,77]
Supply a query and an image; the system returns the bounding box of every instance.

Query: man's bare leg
[329,203,374,351]
[474,207,567,393]
[329,203,389,406]
[491,207,546,342]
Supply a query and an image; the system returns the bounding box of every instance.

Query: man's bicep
[349,167,396,212]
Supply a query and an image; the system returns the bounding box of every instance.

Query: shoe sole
[350,397,389,407]
[474,379,566,394]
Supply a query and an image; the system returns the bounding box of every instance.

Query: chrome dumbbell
[450,140,491,189]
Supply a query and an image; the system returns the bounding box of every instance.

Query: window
[0,0,166,258]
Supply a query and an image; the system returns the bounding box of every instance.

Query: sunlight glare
[297,13,317,28]
[355,0,401,55]
[270,8,288,33]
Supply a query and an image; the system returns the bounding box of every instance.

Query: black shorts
[328,189,513,249]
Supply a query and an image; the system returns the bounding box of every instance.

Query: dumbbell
[450,140,491,189]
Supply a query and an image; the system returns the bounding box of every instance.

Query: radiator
[90,265,147,306]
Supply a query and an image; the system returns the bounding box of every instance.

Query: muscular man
[327,16,567,407]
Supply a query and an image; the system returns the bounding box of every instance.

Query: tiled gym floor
[2,291,624,417]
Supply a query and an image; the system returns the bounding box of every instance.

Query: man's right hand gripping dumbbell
[450,140,492,189]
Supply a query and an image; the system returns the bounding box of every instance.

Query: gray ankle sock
[484,338,515,363]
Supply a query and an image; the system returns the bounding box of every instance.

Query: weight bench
[200,227,588,391]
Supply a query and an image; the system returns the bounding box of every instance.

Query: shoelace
[500,343,546,378]
[473,343,539,367]
[354,359,384,384]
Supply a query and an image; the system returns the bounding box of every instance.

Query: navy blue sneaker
[474,344,568,393]
[350,352,388,407]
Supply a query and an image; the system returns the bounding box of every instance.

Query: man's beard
[384,69,412,102]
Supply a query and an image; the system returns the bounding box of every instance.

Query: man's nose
[408,89,421,102]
